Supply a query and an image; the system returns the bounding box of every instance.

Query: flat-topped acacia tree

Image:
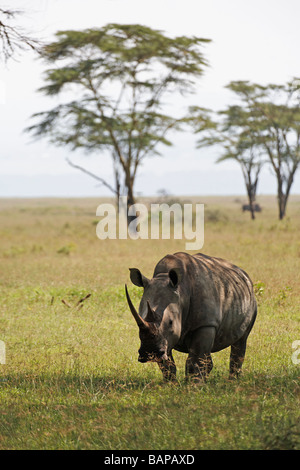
[189,104,265,220]
[189,79,300,220]
[225,80,300,220]
[27,24,210,217]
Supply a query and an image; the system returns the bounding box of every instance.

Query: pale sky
[1,0,300,197]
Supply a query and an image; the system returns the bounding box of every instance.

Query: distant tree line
[27,24,300,221]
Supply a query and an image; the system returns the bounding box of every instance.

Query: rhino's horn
[125,284,148,329]
[146,301,161,324]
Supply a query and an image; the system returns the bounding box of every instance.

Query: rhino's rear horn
[125,284,148,329]
[145,301,161,324]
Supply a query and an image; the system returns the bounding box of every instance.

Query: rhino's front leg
[157,351,177,382]
[186,326,216,383]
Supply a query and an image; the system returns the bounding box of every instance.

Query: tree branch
[0,8,41,62]
[66,157,118,195]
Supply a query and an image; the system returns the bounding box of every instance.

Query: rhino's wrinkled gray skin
[125,252,257,382]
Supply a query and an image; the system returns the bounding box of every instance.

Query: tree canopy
[27,24,210,212]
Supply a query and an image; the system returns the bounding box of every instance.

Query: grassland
[0,195,299,450]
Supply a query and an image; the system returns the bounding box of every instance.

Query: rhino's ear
[169,268,181,288]
[129,268,149,288]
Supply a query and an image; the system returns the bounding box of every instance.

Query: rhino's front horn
[125,284,148,329]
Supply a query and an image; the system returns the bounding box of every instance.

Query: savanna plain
[0,195,299,450]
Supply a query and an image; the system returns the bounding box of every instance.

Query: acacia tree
[226,80,300,220]
[190,80,300,220]
[216,138,264,220]
[27,24,210,216]
[189,106,264,219]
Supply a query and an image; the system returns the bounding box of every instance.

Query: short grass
[0,195,299,450]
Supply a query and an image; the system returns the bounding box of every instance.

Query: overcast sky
[1,0,300,197]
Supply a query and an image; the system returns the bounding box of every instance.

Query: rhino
[125,252,257,382]
[242,203,262,213]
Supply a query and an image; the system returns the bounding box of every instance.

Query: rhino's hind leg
[229,308,257,379]
[158,351,177,382]
[229,322,254,378]
[229,336,247,379]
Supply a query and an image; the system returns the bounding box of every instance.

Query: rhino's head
[125,267,182,363]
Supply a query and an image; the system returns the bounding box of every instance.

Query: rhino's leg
[185,354,213,383]
[185,326,216,383]
[158,351,177,382]
[206,354,213,375]
[229,308,257,379]
[229,336,247,379]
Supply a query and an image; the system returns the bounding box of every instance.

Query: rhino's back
[191,252,256,350]
[155,252,257,352]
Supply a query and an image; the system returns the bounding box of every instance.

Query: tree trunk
[278,193,286,220]
[276,175,290,220]
[124,170,136,227]
[249,195,255,220]
[114,165,121,212]
[278,188,291,220]
[271,155,298,220]
[245,173,257,220]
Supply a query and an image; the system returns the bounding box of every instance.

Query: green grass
[0,195,299,449]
